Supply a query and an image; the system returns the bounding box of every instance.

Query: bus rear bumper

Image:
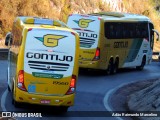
[14,88,75,106]
[79,61,102,69]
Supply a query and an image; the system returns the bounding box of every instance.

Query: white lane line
[103,88,115,111]
[103,80,141,120]
[1,89,8,111]
[103,87,123,120]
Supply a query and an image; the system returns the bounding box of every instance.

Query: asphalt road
[0,51,160,120]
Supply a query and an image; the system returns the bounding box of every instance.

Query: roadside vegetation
[0,0,160,40]
[124,0,160,33]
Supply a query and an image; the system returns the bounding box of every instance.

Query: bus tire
[12,87,21,108]
[136,56,146,70]
[107,59,114,75]
[113,58,119,74]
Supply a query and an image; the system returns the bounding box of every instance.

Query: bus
[5,16,79,112]
[67,12,159,74]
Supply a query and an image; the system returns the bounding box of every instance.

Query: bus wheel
[113,59,119,74]
[136,56,146,70]
[12,88,20,108]
[107,59,114,75]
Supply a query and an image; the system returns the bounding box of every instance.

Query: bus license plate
[40,100,50,104]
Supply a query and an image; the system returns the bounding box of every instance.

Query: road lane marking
[103,88,115,111]
[1,89,8,111]
[103,87,123,120]
[103,81,139,120]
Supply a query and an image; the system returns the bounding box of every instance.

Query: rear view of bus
[7,17,79,112]
[67,14,101,69]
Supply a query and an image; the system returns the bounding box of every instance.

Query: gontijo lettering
[26,52,73,62]
[78,32,98,38]
[114,41,128,48]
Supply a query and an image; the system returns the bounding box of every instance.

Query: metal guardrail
[152,52,160,62]
[0,48,8,52]
[0,48,8,60]
[153,52,160,55]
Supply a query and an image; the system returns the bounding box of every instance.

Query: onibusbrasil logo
[35,34,66,47]
[73,19,94,28]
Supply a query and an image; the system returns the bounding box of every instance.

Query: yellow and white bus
[5,16,79,112]
[67,12,158,74]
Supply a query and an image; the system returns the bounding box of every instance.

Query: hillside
[0,0,160,52]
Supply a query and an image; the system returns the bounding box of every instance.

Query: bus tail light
[66,75,76,95]
[17,70,27,91]
[98,17,102,20]
[93,48,100,61]
[71,32,76,36]
[28,28,33,31]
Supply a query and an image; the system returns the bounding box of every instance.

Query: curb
[103,77,159,120]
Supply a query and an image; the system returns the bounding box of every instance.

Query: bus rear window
[104,22,149,39]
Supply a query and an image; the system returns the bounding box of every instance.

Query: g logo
[74,19,94,28]
[35,34,66,47]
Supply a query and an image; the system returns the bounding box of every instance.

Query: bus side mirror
[155,31,160,42]
[156,34,160,42]
[152,29,160,41]
[5,32,12,46]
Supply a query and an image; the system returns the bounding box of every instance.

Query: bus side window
[135,23,141,38]
[140,23,148,38]
[124,23,131,38]
[116,23,123,39]
[141,24,147,38]
[110,24,115,38]
[130,23,135,38]
[105,22,116,39]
